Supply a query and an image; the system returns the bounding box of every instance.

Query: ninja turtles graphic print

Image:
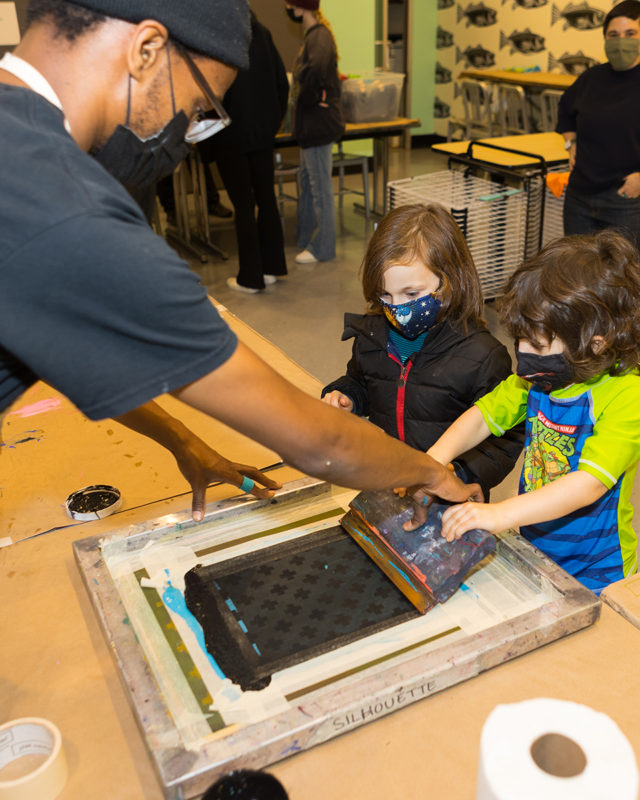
[476,372,640,595]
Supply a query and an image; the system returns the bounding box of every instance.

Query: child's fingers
[322,391,353,411]
[441,503,478,541]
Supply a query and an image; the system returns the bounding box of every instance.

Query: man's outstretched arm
[175,342,482,505]
[115,400,281,520]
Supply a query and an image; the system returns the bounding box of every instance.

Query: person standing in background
[557,0,640,250]
[286,0,344,264]
[200,10,289,294]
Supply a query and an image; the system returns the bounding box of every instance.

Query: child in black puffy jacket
[321,203,522,499]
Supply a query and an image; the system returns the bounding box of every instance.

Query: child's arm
[427,405,492,466]
[321,335,369,415]
[440,470,608,541]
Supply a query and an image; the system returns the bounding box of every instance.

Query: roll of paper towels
[476,698,639,800]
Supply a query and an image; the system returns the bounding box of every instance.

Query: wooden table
[433,131,569,169]
[3,537,640,800]
[3,306,640,799]
[276,117,421,216]
[458,69,575,92]
[0,302,320,545]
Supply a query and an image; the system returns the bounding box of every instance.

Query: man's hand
[322,390,354,411]
[618,172,640,199]
[114,401,281,522]
[398,465,484,531]
[171,434,281,521]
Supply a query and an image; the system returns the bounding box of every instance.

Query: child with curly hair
[429,230,640,594]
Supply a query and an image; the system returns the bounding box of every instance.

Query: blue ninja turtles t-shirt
[476,372,640,594]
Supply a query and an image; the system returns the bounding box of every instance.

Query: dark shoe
[208,201,233,218]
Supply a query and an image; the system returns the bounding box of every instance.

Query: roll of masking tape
[0,718,67,800]
[476,698,639,800]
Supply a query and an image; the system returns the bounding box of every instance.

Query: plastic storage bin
[388,171,527,300]
[341,71,405,123]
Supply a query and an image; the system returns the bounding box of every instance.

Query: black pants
[216,148,287,289]
[564,183,640,251]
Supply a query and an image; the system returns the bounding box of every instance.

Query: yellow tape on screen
[0,718,67,800]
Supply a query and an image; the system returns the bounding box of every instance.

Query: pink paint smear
[10,398,62,418]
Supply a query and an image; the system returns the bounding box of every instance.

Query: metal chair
[497,84,530,135]
[332,142,371,219]
[274,146,371,221]
[540,89,563,132]
[447,79,496,141]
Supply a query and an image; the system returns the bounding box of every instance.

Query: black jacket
[201,13,289,158]
[293,24,345,148]
[322,313,523,499]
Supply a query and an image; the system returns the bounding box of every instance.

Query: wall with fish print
[434,0,615,136]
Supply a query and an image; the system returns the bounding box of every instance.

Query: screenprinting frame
[74,478,601,799]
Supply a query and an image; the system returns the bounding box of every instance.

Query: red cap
[288,0,320,10]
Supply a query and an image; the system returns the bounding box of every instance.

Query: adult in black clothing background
[200,11,289,293]
[557,0,640,249]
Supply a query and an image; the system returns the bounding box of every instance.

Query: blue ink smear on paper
[252,643,262,656]
[162,581,226,679]
[225,597,237,612]
[238,620,248,633]
[1,430,44,448]
[460,582,480,599]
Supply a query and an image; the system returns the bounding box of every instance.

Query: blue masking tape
[240,476,254,494]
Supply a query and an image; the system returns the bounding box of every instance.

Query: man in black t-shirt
[0,0,480,521]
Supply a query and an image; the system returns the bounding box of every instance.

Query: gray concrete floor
[185,145,522,501]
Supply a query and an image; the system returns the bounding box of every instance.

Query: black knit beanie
[72,0,250,69]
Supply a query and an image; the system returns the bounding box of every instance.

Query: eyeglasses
[172,40,231,143]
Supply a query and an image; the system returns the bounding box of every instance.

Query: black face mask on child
[515,351,576,393]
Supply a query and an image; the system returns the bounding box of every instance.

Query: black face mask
[93,46,191,197]
[286,7,304,23]
[516,351,576,393]
[93,110,191,197]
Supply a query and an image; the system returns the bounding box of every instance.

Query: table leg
[381,136,390,214]
[354,136,391,219]
[166,153,228,261]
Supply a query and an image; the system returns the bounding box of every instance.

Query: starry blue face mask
[379,293,442,340]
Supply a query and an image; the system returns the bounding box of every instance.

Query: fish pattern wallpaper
[434,0,618,136]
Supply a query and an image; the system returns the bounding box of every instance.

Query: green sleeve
[579,376,640,489]
[474,374,529,436]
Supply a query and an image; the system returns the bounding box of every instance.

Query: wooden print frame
[74,478,600,799]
